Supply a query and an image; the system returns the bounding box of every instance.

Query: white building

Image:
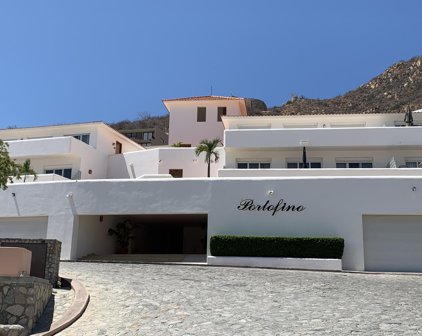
[2,122,143,181]
[1,103,422,273]
[163,95,247,146]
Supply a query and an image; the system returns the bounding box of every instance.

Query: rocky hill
[266,55,422,116]
[110,55,422,131]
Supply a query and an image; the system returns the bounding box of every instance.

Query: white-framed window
[66,134,90,144]
[44,168,72,179]
[336,162,373,168]
[394,121,422,127]
[237,162,271,169]
[286,161,322,169]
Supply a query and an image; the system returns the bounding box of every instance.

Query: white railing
[9,174,69,183]
[224,126,422,149]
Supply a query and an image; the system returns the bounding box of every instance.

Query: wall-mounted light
[66,192,73,198]
[267,190,274,196]
[12,193,16,197]
[411,186,417,192]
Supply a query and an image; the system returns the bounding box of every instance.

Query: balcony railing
[224,126,422,149]
[7,136,92,158]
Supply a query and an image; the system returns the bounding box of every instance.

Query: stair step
[79,254,206,264]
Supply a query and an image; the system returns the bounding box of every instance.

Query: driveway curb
[32,276,90,336]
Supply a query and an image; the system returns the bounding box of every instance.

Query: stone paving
[57,262,422,335]
[32,285,74,333]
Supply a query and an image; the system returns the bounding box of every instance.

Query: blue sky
[0,0,421,128]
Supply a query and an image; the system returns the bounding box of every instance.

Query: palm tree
[19,159,37,182]
[195,138,221,177]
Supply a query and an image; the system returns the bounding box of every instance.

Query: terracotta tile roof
[162,95,244,102]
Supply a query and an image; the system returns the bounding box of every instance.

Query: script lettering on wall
[237,199,306,216]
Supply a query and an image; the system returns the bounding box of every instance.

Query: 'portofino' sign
[237,199,305,216]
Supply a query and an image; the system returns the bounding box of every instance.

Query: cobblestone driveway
[59,262,422,336]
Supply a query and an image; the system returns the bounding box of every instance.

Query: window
[45,168,72,179]
[197,107,206,122]
[237,162,271,169]
[69,134,90,144]
[143,132,153,141]
[395,121,422,127]
[287,162,322,169]
[283,124,318,128]
[405,160,422,168]
[217,107,227,122]
[336,162,373,168]
[330,123,365,128]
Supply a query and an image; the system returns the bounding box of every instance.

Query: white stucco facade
[1,105,422,272]
[164,96,247,146]
[107,147,224,179]
[0,176,421,271]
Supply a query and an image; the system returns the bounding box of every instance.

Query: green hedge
[210,235,344,259]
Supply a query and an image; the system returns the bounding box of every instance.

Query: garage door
[0,217,48,239]
[363,215,422,272]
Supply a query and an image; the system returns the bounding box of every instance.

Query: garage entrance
[76,214,207,261]
[132,214,207,254]
[363,215,422,272]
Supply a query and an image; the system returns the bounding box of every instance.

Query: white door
[0,217,48,239]
[363,215,422,272]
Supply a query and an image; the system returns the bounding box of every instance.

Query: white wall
[76,215,116,258]
[208,177,422,271]
[107,150,159,179]
[0,176,421,270]
[157,148,225,178]
[107,147,225,178]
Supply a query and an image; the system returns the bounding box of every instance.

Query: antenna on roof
[210,85,213,96]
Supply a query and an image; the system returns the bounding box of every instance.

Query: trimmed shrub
[210,235,344,259]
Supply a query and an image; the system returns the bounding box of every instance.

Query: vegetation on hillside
[111,112,169,131]
[110,55,422,131]
[266,55,422,116]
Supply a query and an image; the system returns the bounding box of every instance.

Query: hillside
[111,114,170,131]
[266,56,422,116]
[110,55,422,131]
